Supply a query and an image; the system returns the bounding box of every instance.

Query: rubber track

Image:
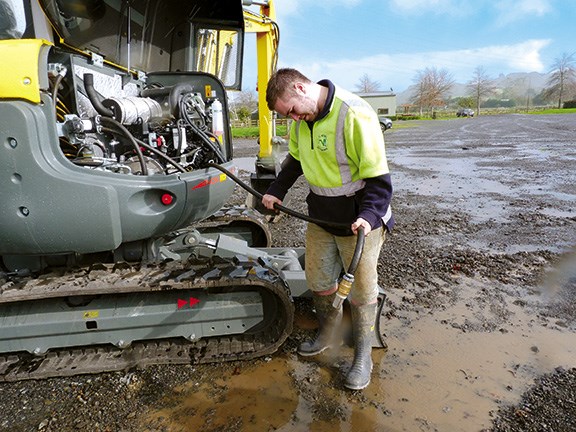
[0,258,294,382]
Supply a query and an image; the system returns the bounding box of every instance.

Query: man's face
[273,83,318,122]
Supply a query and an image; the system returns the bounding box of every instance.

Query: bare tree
[467,66,496,116]
[410,67,454,116]
[355,74,381,93]
[542,52,576,108]
[229,89,258,121]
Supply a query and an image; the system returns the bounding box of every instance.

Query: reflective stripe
[382,204,393,225]
[295,120,301,141]
[309,179,366,197]
[335,103,350,185]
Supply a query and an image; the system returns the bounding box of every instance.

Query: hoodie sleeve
[264,154,304,201]
[357,173,393,231]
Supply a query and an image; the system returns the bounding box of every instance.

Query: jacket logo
[317,134,328,152]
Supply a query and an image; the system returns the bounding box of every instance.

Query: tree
[467,66,496,116]
[229,89,258,122]
[457,96,475,109]
[542,52,576,108]
[355,74,381,93]
[410,67,454,116]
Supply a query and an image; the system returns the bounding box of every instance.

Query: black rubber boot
[344,303,377,390]
[298,293,342,356]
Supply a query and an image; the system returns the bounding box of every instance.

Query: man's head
[266,68,324,122]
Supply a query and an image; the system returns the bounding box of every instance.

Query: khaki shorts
[305,223,385,305]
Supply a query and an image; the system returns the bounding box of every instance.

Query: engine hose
[83,74,115,118]
[205,162,366,303]
[179,99,226,164]
[133,137,187,173]
[100,118,148,175]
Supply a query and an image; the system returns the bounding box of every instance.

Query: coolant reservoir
[210,91,224,144]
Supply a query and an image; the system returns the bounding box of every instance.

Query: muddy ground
[1,114,575,431]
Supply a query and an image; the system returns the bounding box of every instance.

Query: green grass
[526,108,576,115]
[232,124,287,138]
[231,109,576,137]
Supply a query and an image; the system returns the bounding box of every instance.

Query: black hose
[134,137,187,173]
[179,99,226,164]
[207,162,348,229]
[207,160,367,283]
[101,126,186,174]
[51,74,64,111]
[83,73,115,118]
[100,118,148,175]
[347,226,365,274]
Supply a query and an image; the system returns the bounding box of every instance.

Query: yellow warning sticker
[83,311,99,319]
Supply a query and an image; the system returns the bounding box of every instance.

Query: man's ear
[293,82,306,95]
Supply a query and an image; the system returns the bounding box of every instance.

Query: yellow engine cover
[0,38,51,104]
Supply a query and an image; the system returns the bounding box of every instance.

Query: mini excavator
[0,0,309,381]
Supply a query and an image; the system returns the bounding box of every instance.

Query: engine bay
[50,50,232,176]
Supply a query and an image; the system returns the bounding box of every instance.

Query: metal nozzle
[333,273,354,308]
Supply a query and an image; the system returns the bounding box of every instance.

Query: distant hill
[396,71,550,105]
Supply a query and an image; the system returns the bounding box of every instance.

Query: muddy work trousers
[305,223,385,305]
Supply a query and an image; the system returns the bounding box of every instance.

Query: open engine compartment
[51,49,232,175]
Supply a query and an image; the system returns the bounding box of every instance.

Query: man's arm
[261,154,303,210]
[352,173,393,235]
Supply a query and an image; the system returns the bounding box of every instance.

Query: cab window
[0,0,26,39]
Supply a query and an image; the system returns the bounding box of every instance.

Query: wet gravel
[1,114,575,431]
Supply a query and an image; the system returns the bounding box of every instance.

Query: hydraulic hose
[100,117,148,175]
[206,162,366,307]
[333,226,364,309]
[206,162,348,230]
[83,74,115,118]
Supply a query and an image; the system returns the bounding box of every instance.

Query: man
[262,68,394,390]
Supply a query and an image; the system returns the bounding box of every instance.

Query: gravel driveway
[1,113,575,432]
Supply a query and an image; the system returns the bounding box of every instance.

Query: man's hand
[262,194,282,211]
[351,217,372,235]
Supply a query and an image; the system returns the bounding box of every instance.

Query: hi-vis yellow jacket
[289,85,390,197]
[266,80,394,236]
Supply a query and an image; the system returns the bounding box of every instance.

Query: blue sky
[242,0,575,93]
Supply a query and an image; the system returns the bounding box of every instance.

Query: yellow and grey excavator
[0,0,311,381]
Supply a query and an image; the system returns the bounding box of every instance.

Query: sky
[241,0,575,94]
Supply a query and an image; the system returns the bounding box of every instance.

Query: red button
[161,193,174,205]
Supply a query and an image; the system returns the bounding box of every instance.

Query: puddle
[145,357,299,431]
[142,276,576,432]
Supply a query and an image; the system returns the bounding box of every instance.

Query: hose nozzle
[333,273,354,309]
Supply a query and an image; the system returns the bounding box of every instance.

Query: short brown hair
[266,68,312,110]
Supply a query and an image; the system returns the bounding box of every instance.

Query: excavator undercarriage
[0,254,295,381]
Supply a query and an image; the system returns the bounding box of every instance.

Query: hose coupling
[333,273,354,309]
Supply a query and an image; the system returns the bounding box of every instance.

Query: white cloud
[390,0,476,16]
[274,0,363,17]
[494,0,552,26]
[286,39,551,92]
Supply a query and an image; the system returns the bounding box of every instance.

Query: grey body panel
[0,94,235,256]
